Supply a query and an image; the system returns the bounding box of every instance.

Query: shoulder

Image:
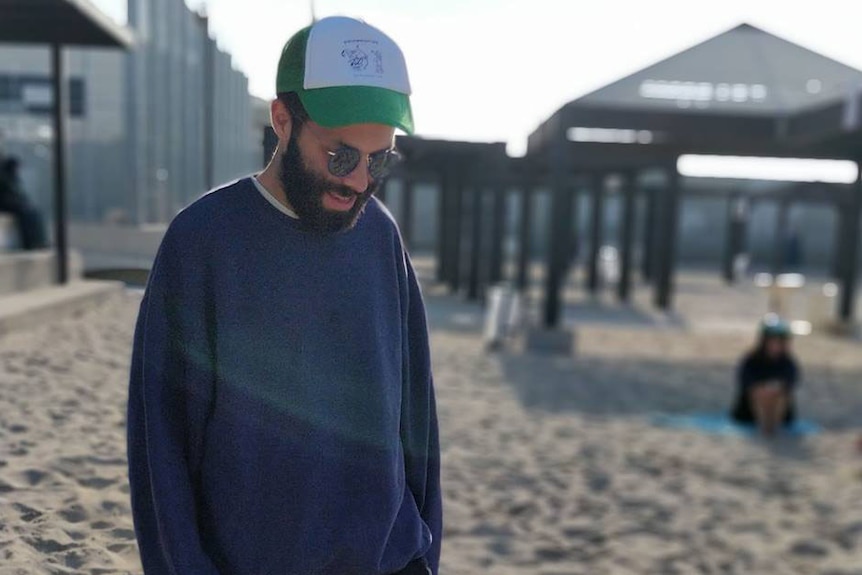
[364,196,399,230]
[163,177,254,245]
[359,196,404,244]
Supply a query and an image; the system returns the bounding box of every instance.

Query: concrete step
[0,280,124,337]
[0,249,83,297]
[69,222,164,272]
[0,213,18,250]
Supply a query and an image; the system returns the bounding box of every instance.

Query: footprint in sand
[109,528,136,540]
[58,505,88,524]
[63,550,85,569]
[13,503,42,523]
[0,479,14,494]
[101,500,128,515]
[107,543,135,554]
[65,530,88,542]
[24,536,79,554]
[20,469,47,487]
[77,476,117,489]
[89,521,112,531]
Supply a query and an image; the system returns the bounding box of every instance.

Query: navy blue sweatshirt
[127,178,441,574]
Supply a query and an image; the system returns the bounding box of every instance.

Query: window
[69,78,85,116]
[0,74,85,117]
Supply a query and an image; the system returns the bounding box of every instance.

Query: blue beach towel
[651,413,821,437]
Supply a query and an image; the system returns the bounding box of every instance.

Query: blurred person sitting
[0,156,48,250]
[730,315,801,437]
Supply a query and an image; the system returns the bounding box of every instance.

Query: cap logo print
[340,40,384,77]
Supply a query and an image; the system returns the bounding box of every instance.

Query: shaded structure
[394,138,509,299]
[0,0,133,283]
[525,23,862,327]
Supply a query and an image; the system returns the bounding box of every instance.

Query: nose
[340,159,371,194]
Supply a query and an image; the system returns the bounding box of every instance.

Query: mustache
[328,184,378,200]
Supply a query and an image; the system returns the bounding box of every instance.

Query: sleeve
[737,356,755,390]
[400,254,443,575]
[126,225,221,575]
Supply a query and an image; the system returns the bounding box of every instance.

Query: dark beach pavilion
[394,23,862,331]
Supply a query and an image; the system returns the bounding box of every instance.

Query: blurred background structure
[5,4,862,575]
[378,24,862,330]
[0,0,258,226]
[0,1,861,330]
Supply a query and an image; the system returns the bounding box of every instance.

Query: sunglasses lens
[329,147,361,178]
[369,150,398,180]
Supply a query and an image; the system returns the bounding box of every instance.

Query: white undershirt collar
[252,175,299,219]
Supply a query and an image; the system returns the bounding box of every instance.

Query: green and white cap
[276,16,414,134]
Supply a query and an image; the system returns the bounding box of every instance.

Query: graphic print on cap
[303,16,411,94]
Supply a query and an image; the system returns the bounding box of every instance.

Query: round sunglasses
[325,146,401,180]
[304,123,400,180]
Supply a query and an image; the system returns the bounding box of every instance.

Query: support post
[451,181,466,294]
[543,175,574,327]
[401,178,415,249]
[516,186,533,291]
[772,200,789,275]
[466,187,483,301]
[586,174,605,294]
[489,186,506,285]
[617,173,636,302]
[641,187,658,283]
[723,195,748,284]
[654,159,681,311]
[839,163,862,322]
[50,43,69,285]
[833,202,847,280]
[435,176,448,282]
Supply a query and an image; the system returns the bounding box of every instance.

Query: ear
[270,98,294,144]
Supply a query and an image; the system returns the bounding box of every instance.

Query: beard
[278,133,379,235]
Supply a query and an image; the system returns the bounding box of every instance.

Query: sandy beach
[2,270,862,574]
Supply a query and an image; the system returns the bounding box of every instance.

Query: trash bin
[598,245,620,287]
[484,284,521,350]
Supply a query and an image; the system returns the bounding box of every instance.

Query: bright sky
[92,0,862,156]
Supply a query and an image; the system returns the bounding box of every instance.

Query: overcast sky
[91,0,862,156]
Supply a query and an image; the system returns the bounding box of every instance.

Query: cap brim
[298,86,414,135]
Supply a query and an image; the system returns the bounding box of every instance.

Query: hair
[277,92,309,133]
[750,329,790,364]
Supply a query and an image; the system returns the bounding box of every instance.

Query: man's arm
[127,225,220,574]
[401,255,443,574]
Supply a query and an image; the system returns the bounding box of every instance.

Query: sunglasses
[304,123,400,180]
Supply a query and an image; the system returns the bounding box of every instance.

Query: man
[0,156,48,250]
[127,16,441,575]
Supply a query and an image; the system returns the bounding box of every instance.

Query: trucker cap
[276,16,414,134]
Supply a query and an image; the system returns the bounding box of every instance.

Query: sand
[2,272,862,574]
[0,293,139,574]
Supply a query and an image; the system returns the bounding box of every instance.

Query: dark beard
[278,133,378,234]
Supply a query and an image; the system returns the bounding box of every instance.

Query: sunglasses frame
[302,122,400,180]
[324,146,401,180]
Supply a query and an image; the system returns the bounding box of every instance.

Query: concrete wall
[0,0,259,228]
